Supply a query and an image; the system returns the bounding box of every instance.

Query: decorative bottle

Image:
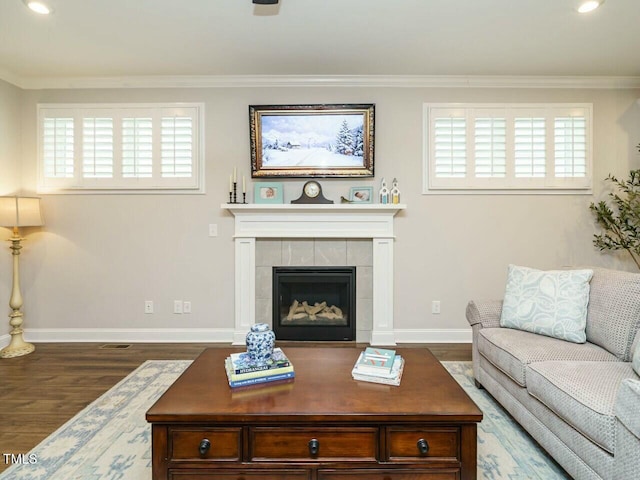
[246,323,276,365]
[379,178,390,204]
[390,178,401,204]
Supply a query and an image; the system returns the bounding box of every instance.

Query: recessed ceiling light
[23,1,53,15]
[578,0,603,13]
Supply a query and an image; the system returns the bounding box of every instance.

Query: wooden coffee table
[146,347,482,480]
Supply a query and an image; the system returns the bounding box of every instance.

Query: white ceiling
[1,0,640,88]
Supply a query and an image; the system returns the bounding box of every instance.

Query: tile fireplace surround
[223,204,406,345]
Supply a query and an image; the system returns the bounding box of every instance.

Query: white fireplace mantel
[222,203,406,346]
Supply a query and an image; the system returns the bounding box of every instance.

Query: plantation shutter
[161,116,193,178]
[514,117,546,178]
[43,117,74,178]
[39,104,203,192]
[122,118,153,178]
[474,117,506,178]
[83,118,114,178]
[424,103,592,192]
[433,114,467,178]
[555,116,587,178]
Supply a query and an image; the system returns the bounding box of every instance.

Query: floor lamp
[0,196,44,359]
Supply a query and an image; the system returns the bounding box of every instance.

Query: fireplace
[273,266,356,341]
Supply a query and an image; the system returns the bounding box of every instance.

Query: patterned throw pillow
[500,264,593,343]
[633,340,640,377]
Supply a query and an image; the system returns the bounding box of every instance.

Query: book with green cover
[354,347,396,375]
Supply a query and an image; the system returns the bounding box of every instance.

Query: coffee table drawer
[170,469,309,479]
[319,469,460,479]
[169,427,241,461]
[386,427,459,462]
[250,427,378,461]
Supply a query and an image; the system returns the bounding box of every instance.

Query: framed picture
[254,182,284,204]
[349,186,373,203]
[249,104,375,178]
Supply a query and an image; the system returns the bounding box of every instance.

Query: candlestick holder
[227,182,248,204]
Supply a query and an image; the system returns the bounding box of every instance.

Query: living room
[0,1,639,479]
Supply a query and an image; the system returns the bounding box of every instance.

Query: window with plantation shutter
[423,103,592,193]
[38,103,204,193]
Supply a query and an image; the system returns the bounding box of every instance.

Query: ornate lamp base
[1,311,35,358]
[1,340,35,358]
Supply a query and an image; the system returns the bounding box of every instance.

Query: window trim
[37,103,205,194]
[422,103,593,195]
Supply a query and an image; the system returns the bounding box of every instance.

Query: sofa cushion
[586,267,640,360]
[527,361,636,454]
[500,264,593,343]
[478,328,617,387]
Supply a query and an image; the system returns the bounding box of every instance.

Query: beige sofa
[466,267,640,480]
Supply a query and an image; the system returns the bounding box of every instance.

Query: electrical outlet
[209,224,218,237]
[174,300,183,314]
[431,300,441,314]
[183,301,192,314]
[144,301,154,314]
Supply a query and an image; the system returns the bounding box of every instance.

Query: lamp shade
[0,196,44,228]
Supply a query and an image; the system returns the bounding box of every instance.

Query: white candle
[233,167,237,183]
[243,176,246,193]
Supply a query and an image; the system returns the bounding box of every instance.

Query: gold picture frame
[250,104,375,178]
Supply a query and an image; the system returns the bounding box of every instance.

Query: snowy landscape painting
[250,104,374,177]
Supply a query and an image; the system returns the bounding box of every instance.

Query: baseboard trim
[19,328,471,344]
[0,334,9,348]
[394,328,472,344]
[23,328,235,343]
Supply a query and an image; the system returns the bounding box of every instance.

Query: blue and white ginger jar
[246,323,276,365]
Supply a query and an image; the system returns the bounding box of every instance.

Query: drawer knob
[199,438,211,456]
[417,438,429,455]
[308,438,320,456]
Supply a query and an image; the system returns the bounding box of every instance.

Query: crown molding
[4,73,640,90]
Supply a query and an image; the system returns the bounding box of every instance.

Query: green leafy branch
[590,170,640,270]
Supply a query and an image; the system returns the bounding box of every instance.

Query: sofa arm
[614,378,640,478]
[616,377,640,438]
[466,300,503,329]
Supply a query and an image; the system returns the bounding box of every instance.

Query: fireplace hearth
[273,266,356,341]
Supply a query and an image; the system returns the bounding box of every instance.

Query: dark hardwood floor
[0,342,471,472]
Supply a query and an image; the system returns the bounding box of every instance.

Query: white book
[352,355,404,386]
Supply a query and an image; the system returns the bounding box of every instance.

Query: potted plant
[590,159,640,269]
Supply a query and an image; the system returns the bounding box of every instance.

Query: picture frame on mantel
[249,104,375,178]
[349,186,373,203]
[254,182,284,204]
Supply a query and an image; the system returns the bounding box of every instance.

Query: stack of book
[351,347,404,386]
[225,347,295,388]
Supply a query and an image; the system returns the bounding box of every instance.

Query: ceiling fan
[253,0,279,4]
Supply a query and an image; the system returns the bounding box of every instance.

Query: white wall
[8,84,640,343]
[0,79,23,339]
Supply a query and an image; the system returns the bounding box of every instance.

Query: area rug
[0,360,570,479]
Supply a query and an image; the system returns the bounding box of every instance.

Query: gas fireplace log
[307,301,327,315]
[285,300,345,322]
[286,300,300,320]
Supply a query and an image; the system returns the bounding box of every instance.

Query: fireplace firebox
[273,267,356,341]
